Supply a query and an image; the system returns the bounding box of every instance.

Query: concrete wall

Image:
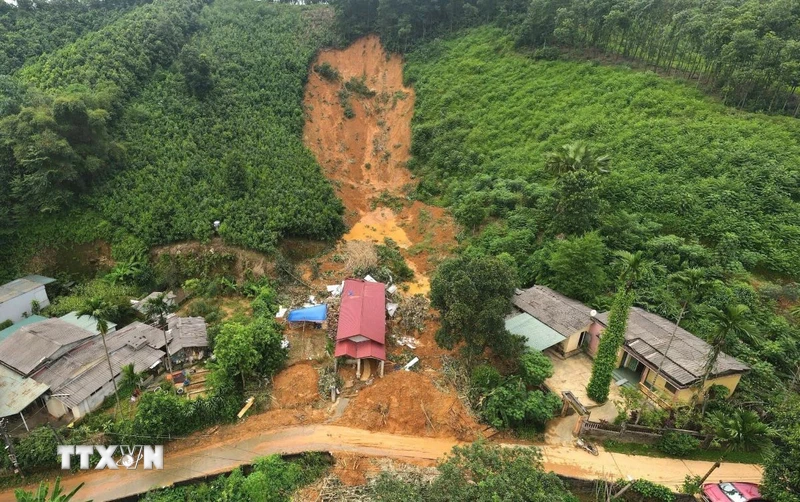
[0,287,49,323]
[45,396,69,418]
[587,321,603,356]
[561,330,582,354]
[642,368,742,404]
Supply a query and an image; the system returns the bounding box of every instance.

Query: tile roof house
[510,285,749,407]
[335,279,387,378]
[592,307,749,403]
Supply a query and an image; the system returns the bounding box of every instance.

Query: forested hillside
[0,0,343,276]
[333,0,800,115]
[0,0,153,75]
[404,27,800,402]
[0,0,210,271]
[101,1,344,251]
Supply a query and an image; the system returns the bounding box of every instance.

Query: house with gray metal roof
[0,318,97,376]
[33,326,164,420]
[167,316,208,365]
[507,285,594,356]
[589,307,749,406]
[0,276,54,324]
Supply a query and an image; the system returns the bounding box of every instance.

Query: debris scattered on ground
[336,370,479,439]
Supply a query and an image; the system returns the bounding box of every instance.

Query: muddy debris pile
[336,370,479,440]
[272,363,320,409]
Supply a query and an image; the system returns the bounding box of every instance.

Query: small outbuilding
[0,275,55,324]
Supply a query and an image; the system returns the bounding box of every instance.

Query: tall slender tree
[651,268,710,395]
[698,304,755,415]
[142,293,176,374]
[77,298,120,414]
[587,250,655,403]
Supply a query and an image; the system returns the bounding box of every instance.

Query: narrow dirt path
[303,35,457,295]
[0,425,762,501]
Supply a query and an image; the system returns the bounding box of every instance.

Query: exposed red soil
[272,362,320,409]
[335,370,479,440]
[303,35,458,296]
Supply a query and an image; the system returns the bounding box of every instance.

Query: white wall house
[0,276,54,323]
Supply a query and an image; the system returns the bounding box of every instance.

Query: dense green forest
[0,0,152,75]
[102,1,343,252]
[333,0,800,114]
[405,24,800,406]
[0,0,343,277]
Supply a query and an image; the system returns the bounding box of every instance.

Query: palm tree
[707,409,770,454]
[698,304,756,415]
[142,293,176,374]
[544,141,610,176]
[120,363,141,391]
[614,250,656,292]
[652,269,710,395]
[77,298,120,414]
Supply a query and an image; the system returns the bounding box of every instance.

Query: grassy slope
[405,27,800,279]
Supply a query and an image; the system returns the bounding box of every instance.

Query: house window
[664,382,678,394]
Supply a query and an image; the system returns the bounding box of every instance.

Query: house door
[578,331,589,350]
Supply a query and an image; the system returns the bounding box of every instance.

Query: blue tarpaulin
[286,304,328,323]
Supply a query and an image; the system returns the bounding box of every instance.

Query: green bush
[517,350,554,388]
[623,479,675,502]
[657,432,700,458]
[313,62,341,82]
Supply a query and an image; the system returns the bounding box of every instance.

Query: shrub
[313,62,341,82]
[657,432,700,458]
[533,46,560,60]
[344,76,376,97]
[471,364,502,393]
[516,350,554,388]
[624,479,675,502]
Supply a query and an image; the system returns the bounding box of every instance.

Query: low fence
[579,417,710,445]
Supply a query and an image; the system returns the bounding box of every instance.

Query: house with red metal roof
[335,279,386,378]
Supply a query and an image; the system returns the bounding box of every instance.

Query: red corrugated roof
[336,279,385,344]
[334,339,386,360]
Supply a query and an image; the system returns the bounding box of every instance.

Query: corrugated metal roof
[115,322,168,350]
[512,286,593,337]
[0,364,49,417]
[33,327,164,409]
[0,315,48,343]
[167,317,208,354]
[133,291,176,314]
[59,312,117,336]
[21,275,56,286]
[0,278,43,304]
[505,312,566,351]
[595,307,749,386]
[337,279,385,344]
[0,318,96,375]
[334,339,386,360]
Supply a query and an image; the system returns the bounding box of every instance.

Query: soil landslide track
[303,35,456,295]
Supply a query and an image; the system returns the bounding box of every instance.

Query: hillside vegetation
[407,28,800,281]
[0,0,153,75]
[101,1,344,252]
[0,1,343,275]
[405,26,799,417]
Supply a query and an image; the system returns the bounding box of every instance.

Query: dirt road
[0,425,762,501]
